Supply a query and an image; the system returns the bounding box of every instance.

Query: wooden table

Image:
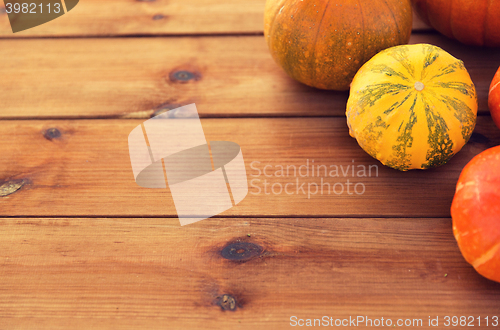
[1,1,499,329]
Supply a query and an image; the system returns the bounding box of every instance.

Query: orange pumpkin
[264,0,413,91]
[451,146,500,283]
[412,0,500,47]
[489,66,500,130]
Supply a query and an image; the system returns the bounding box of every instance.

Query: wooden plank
[1,117,499,218]
[1,217,499,329]
[0,34,497,119]
[0,0,267,37]
[0,0,431,37]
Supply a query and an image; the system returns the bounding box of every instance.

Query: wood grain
[1,2,498,329]
[0,34,497,119]
[0,0,431,37]
[1,117,499,218]
[1,217,499,329]
[0,0,267,37]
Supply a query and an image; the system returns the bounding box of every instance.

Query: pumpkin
[264,0,413,91]
[412,0,500,47]
[489,66,500,130]
[346,44,478,171]
[451,146,500,283]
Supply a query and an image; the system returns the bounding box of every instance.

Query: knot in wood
[221,242,262,261]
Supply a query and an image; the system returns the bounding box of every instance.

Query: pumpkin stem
[414,81,425,91]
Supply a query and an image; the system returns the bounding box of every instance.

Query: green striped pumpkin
[346,44,478,171]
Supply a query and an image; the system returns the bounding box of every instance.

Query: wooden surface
[1,1,500,329]
[1,117,500,218]
[0,0,267,37]
[1,34,498,119]
[0,1,430,37]
[1,217,499,329]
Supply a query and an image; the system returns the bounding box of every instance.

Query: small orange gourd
[412,0,500,47]
[451,146,500,283]
[264,0,413,90]
[489,66,500,130]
